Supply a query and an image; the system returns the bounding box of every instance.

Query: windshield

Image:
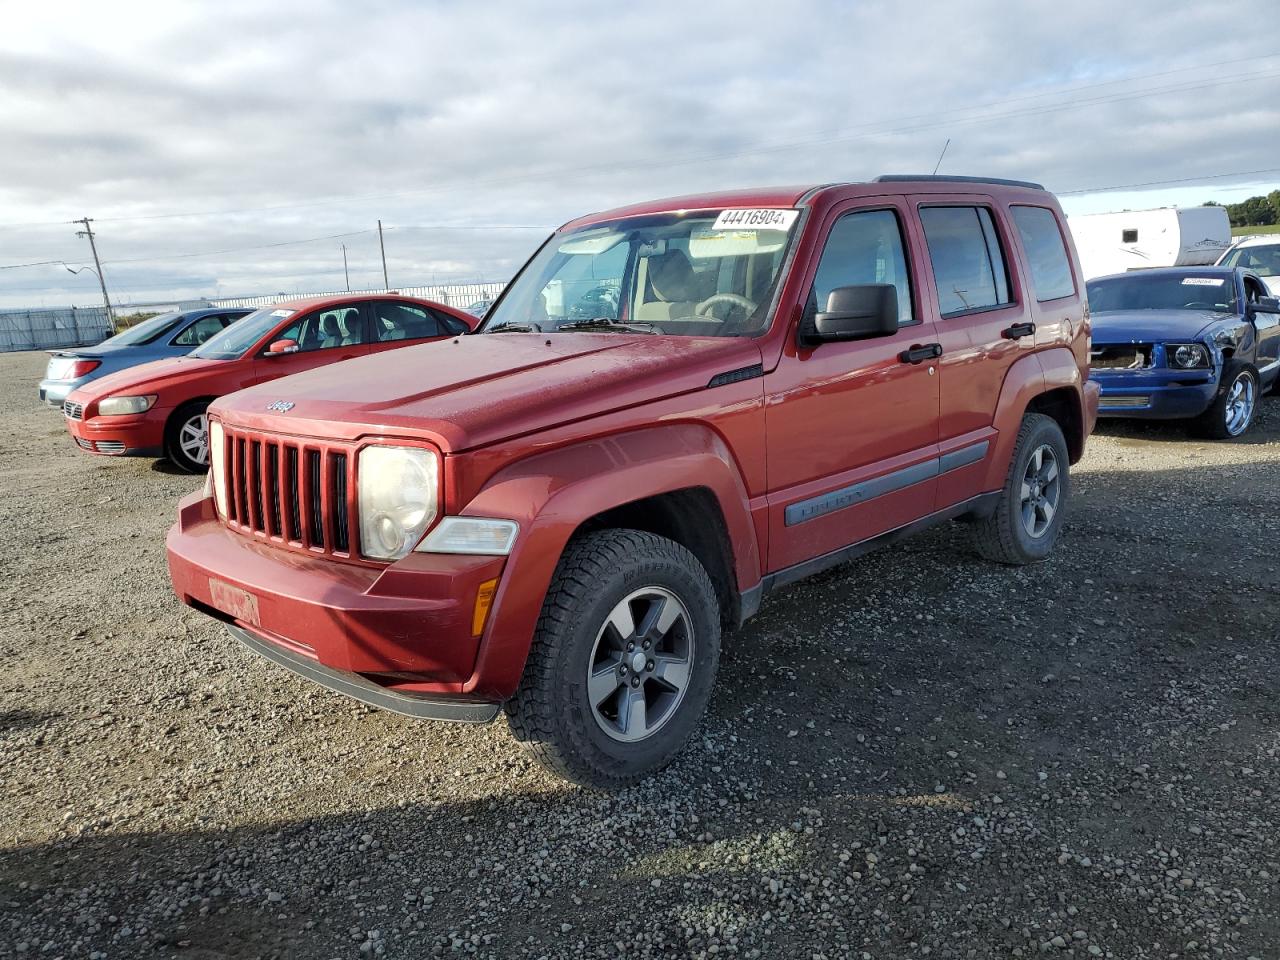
[480,208,799,336]
[190,306,294,360]
[1086,273,1238,314]
[1221,243,1280,277]
[98,312,181,347]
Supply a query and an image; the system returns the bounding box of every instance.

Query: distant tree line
[1204,191,1280,227]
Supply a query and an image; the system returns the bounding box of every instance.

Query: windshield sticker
[1181,278,1224,286]
[271,309,294,317]
[712,208,799,232]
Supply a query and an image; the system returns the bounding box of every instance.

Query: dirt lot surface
[3,348,1280,960]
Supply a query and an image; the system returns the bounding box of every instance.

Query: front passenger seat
[336,309,361,346]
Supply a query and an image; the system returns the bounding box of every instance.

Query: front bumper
[1091,366,1217,419]
[63,408,165,457]
[166,492,506,720]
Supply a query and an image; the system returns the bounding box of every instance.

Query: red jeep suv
[168,176,1099,786]
[64,293,474,472]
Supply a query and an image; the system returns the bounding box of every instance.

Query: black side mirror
[803,284,900,345]
[1248,295,1280,316]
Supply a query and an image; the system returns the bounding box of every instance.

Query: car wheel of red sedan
[165,401,211,473]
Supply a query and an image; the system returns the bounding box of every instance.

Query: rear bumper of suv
[166,492,507,719]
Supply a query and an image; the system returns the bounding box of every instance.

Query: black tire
[506,528,721,789]
[1192,363,1259,440]
[972,412,1070,565]
[164,400,211,473]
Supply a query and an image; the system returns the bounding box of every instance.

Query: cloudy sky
[1,0,1278,310]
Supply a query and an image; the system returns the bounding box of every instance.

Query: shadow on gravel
[0,709,57,734]
[5,436,1280,957]
[150,458,192,476]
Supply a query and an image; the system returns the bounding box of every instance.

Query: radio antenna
[932,139,951,175]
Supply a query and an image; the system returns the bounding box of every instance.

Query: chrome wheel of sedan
[178,412,209,466]
[587,586,694,743]
[1019,443,1060,539]
[1223,371,1256,437]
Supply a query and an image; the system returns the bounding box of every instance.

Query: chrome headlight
[1169,343,1210,369]
[358,445,439,560]
[98,395,156,416]
[208,420,227,516]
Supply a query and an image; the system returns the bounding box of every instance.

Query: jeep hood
[215,333,764,452]
[1091,309,1233,344]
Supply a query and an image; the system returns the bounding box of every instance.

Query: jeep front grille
[1090,344,1151,370]
[220,425,355,558]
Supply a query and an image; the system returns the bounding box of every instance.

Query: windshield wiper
[486,321,543,333]
[557,318,659,334]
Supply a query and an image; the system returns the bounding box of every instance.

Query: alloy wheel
[1019,443,1060,539]
[586,586,694,743]
[179,413,209,466]
[1224,372,1256,437]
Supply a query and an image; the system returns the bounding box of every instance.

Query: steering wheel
[695,293,757,319]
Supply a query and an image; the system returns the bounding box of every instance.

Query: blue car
[38,307,252,406]
[1087,267,1280,438]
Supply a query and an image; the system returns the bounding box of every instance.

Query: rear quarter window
[1011,206,1076,302]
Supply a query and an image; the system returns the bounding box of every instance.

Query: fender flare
[458,424,760,698]
[982,347,1085,490]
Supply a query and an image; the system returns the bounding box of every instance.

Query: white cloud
[1,0,1277,308]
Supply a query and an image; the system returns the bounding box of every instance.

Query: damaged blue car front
[1086,267,1280,438]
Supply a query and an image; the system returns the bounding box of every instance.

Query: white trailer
[1067,206,1232,280]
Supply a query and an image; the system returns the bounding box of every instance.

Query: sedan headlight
[1168,343,1210,369]
[208,420,228,516]
[98,395,156,416]
[358,445,439,560]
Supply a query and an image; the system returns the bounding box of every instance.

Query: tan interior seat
[635,250,699,321]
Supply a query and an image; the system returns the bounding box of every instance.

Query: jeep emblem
[266,401,295,412]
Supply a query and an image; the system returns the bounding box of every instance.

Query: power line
[1059,167,1280,195]
[0,54,1274,231]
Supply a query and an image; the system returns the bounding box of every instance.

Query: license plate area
[209,578,261,626]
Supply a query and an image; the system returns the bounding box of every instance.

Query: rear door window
[1011,206,1076,302]
[373,301,442,341]
[920,206,1013,316]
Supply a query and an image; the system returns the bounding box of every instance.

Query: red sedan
[63,293,475,471]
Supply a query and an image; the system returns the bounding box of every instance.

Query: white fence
[0,307,112,353]
[209,281,507,312]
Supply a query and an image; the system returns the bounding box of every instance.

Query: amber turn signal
[472,578,499,637]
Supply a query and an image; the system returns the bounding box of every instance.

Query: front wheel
[506,529,721,788]
[1194,365,1258,439]
[972,412,1070,565]
[165,401,211,473]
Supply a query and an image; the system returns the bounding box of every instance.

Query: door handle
[1002,322,1036,340]
[899,343,943,364]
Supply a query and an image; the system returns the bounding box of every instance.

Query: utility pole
[377,219,389,290]
[342,243,350,291]
[72,217,115,332]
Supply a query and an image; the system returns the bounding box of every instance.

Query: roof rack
[874,174,1045,190]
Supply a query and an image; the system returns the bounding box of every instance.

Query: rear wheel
[972,412,1070,565]
[165,401,210,473]
[1194,365,1258,439]
[506,528,721,788]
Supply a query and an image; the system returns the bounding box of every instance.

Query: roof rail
[874,174,1045,190]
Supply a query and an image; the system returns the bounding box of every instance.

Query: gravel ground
[3,347,1280,960]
